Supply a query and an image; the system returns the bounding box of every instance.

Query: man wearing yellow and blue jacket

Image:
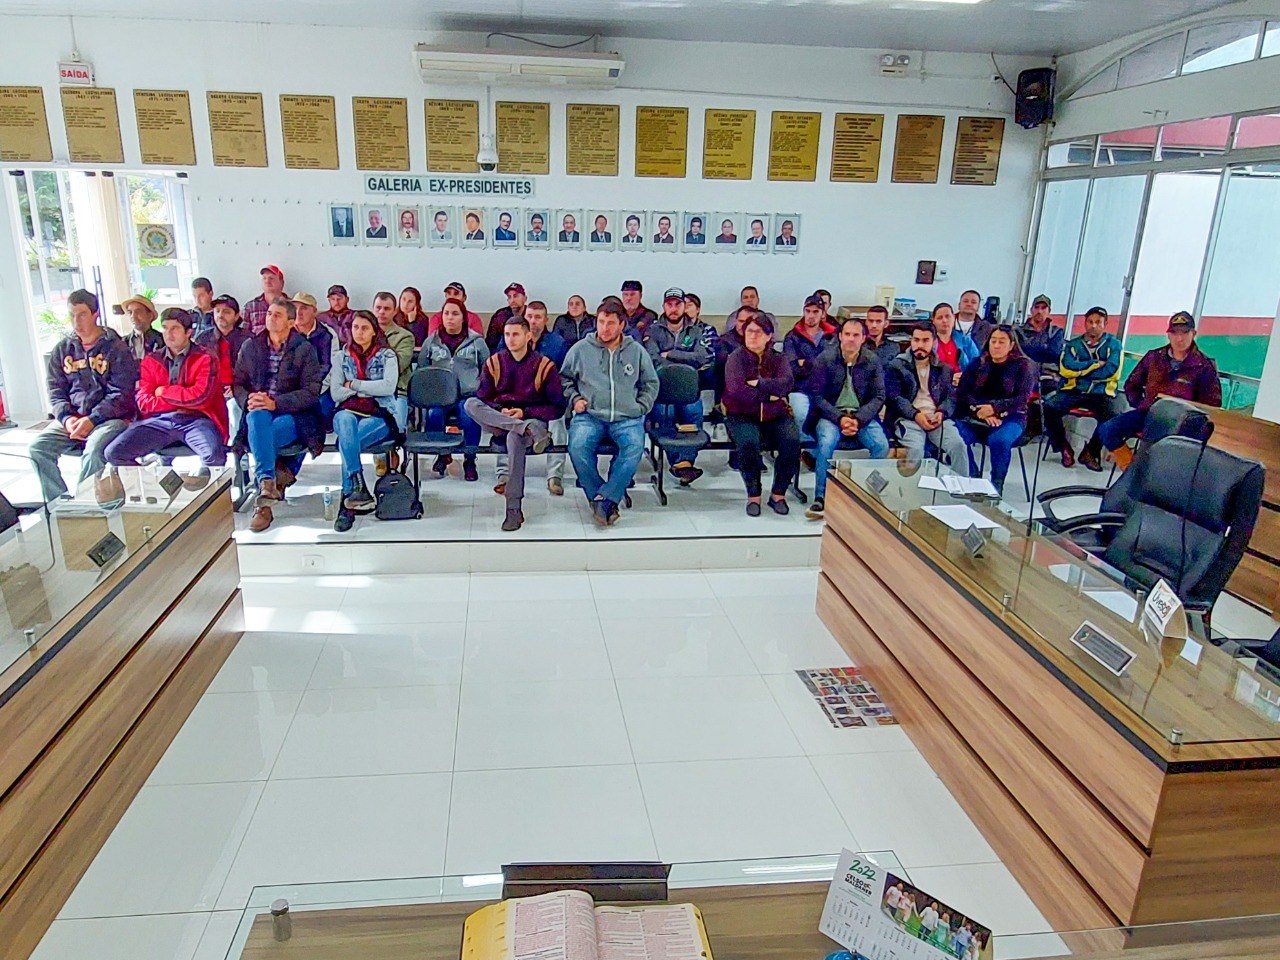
[1044,305,1123,472]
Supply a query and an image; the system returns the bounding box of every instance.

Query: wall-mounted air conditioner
[413,45,625,88]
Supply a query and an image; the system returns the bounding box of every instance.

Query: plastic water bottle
[322,486,337,521]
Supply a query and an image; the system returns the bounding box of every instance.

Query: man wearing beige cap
[292,291,340,422]
[122,294,163,360]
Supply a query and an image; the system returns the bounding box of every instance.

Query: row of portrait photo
[329,204,802,253]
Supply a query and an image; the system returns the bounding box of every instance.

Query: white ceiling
[2,0,1242,56]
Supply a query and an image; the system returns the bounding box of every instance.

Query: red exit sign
[58,61,94,86]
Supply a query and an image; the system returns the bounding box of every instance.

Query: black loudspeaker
[1015,67,1056,129]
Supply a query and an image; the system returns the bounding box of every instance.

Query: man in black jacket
[233,296,323,532]
[804,317,890,519]
[884,323,969,474]
[31,289,137,505]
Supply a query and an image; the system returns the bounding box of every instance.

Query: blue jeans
[568,414,645,504]
[813,418,890,501]
[788,392,812,438]
[333,410,390,493]
[957,420,1024,492]
[426,399,481,456]
[245,409,298,484]
[1096,407,1146,452]
[651,400,703,463]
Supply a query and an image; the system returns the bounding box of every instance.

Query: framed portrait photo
[586,210,616,251]
[329,203,358,246]
[394,205,422,247]
[773,213,800,253]
[491,208,520,248]
[682,212,709,253]
[743,212,771,253]
[650,211,678,251]
[618,211,647,251]
[525,210,551,249]
[461,208,487,248]
[712,212,740,254]
[555,210,584,250]
[426,205,456,247]
[361,203,391,246]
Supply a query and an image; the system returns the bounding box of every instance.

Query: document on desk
[921,504,1001,532]
[918,476,998,497]
[819,848,994,960]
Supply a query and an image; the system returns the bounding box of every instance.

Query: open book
[462,889,713,960]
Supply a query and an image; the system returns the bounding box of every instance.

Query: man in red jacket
[104,308,229,470]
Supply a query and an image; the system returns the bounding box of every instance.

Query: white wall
[0,16,1043,416]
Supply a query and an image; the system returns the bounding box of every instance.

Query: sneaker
[94,473,125,509]
[274,460,297,489]
[531,425,552,455]
[501,507,524,532]
[249,504,274,532]
[463,458,478,482]
[333,507,355,533]
[547,477,564,496]
[494,481,506,496]
[673,464,703,486]
[257,478,283,503]
[805,497,826,520]
[768,496,790,516]
[591,498,611,527]
[745,501,761,517]
[432,454,452,476]
[1079,448,1103,472]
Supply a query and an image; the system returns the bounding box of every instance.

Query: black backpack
[374,470,423,520]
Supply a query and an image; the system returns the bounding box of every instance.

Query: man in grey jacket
[561,297,660,526]
[643,286,711,484]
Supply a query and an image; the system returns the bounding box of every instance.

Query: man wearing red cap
[245,265,286,337]
[428,282,484,337]
[485,282,527,351]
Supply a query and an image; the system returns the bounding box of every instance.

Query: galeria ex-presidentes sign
[363,174,534,198]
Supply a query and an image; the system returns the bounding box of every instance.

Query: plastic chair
[647,365,711,506]
[404,367,464,488]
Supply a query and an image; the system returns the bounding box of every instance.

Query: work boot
[274,460,297,489]
[530,423,552,455]
[94,473,125,509]
[334,506,355,532]
[344,475,375,511]
[547,477,564,496]
[1078,446,1103,472]
[182,467,211,491]
[501,504,524,532]
[463,457,478,482]
[257,478,283,503]
[1060,445,1075,468]
[249,504,274,532]
[432,454,452,476]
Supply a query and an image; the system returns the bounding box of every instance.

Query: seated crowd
[31,266,1224,533]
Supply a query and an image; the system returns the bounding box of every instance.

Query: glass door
[1066,174,1148,338]
[11,170,86,355]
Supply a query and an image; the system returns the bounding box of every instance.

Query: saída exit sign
[58,61,95,86]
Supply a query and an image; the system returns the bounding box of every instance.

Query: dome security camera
[477,133,499,172]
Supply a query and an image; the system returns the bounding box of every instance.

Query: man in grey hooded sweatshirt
[560,296,659,527]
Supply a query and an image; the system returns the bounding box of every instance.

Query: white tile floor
[34,568,1061,960]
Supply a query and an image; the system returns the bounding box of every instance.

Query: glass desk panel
[226,854,907,959]
[0,463,229,675]
[832,460,1280,745]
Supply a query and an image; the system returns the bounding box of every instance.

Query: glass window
[1046,139,1095,168]
[1073,61,1119,99]
[1159,115,1232,157]
[1199,167,1280,380]
[1235,112,1280,150]
[1027,180,1089,324]
[1262,20,1280,58]
[1181,21,1261,74]
[1117,34,1185,89]
[1068,175,1146,336]
[1096,127,1158,166]
[1126,170,1220,358]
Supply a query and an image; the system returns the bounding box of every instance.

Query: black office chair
[1043,434,1264,637]
[1038,397,1215,540]
[647,365,711,506]
[405,367,464,488]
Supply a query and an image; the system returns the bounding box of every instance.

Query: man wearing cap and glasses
[121,293,163,360]
[619,280,658,339]
[429,282,484,337]
[1043,305,1123,472]
[1097,311,1221,470]
[104,308,228,478]
[318,284,356,346]
[643,287,712,485]
[486,282,527,351]
[1016,294,1065,388]
[244,265,286,337]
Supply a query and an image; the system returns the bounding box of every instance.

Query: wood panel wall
[0,478,243,960]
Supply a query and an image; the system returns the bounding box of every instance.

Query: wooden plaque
[565,103,619,177]
[206,92,267,167]
[891,115,944,184]
[279,94,339,170]
[495,101,551,175]
[702,109,755,180]
[425,99,479,173]
[767,110,820,182]
[61,87,124,164]
[634,106,688,178]
[352,96,409,171]
[0,86,53,162]
[134,90,195,166]
[951,116,1004,186]
[830,112,884,183]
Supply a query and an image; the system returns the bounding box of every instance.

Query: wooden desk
[0,474,243,960]
[817,467,1280,930]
